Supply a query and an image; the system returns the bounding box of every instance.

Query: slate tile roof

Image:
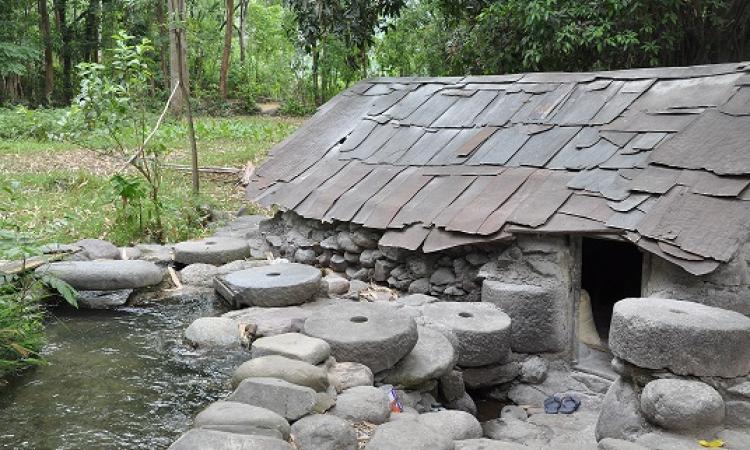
[248,62,750,275]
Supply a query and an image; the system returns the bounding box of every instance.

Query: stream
[0,294,246,450]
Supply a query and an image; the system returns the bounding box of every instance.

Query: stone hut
[246,62,750,364]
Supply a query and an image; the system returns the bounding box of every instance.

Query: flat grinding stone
[174,237,250,265]
[37,260,163,290]
[216,263,321,307]
[422,302,512,367]
[304,302,418,373]
[609,298,750,377]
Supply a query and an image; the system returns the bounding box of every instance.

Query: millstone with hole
[422,302,512,367]
[215,263,322,307]
[174,237,251,265]
[304,303,418,373]
[609,298,750,377]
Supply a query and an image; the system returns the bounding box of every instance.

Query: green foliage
[0,107,67,141]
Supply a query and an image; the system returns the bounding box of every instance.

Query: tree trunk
[219,0,234,98]
[38,0,54,103]
[53,0,74,103]
[167,0,189,113]
[155,0,170,92]
[238,0,246,64]
[84,0,101,62]
[312,44,320,105]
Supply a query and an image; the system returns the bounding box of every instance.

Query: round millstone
[174,237,250,265]
[609,298,750,377]
[37,260,163,290]
[422,302,511,367]
[304,302,418,373]
[217,263,322,307]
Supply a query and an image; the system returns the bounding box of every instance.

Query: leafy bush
[0,107,67,142]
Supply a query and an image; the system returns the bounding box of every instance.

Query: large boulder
[595,377,650,442]
[174,237,250,265]
[330,386,390,424]
[304,302,418,373]
[381,326,457,388]
[418,410,482,440]
[232,355,329,392]
[37,260,163,290]
[421,302,511,367]
[609,298,750,377]
[215,263,321,307]
[184,317,240,348]
[482,281,567,353]
[193,401,290,439]
[290,414,357,450]
[640,379,725,431]
[168,429,292,450]
[251,333,331,365]
[366,420,453,450]
[227,377,317,421]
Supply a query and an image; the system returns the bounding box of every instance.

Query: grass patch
[0,112,302,246]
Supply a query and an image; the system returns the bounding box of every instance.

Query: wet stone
[193,401,290,439]
[168,429,293,450]
[232,355,329,392]
[184,317,240,348]
[37,260,163,290]
[227,377,317,421]
[174,237,251,265]
[250,333,331,365]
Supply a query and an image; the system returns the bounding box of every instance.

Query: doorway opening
[580,237,643,345]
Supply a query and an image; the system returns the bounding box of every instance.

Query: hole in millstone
[266,272,281,277]
[350,316,368,323]
[458,312,473,318]
[205,241,217,246]
[669,308,686,314]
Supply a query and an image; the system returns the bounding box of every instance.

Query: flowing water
[0,294,246,450]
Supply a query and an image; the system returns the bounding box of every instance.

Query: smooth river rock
[184,317,240,348]
[227,377,317,421]
[169,429,292,450]
[304,302,418,373]
[232,355,329,392]
[37,260,163,290]
[330,386,390,424]
[640,379,725,430]
[193,401,290,439]
[418,410,483,440]
[365,420,453,450]
[290,414,358,450]
[381,326,458,388]
[250,333,330,365]
[609,298,750,377]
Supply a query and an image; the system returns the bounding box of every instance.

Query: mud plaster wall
[643,242,750,317]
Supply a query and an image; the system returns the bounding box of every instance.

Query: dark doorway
[581,237,643,342]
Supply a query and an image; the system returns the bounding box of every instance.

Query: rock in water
[381,326,457,388]
[251,333,331,365]
[37,260,163,290]
[184,317,240,348]
[232,355,329,392]
[174,237,250,265]
[640,379,725,431]
[77,289,132,309]
[168,429,292,450]
[330,386,390,424]
[193,401,290,439]
[215,263,321,307]
[365,420,453,450]
[304,302,418,373]
[290,414,357,450]
[227,377,316,421]
[421,302,511,367]
[609,298,750,378]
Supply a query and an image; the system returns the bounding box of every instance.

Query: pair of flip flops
[544,395,580,414]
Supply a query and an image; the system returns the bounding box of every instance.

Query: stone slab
[216,263,321,307]
[37,260,163,290]
[193,401,290,439]
[227,377,317,421]
[168,429,292,450]
[251,333,331,365]
[380,326,457,388]
[174,237,250,265]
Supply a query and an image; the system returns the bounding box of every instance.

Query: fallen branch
[162,163,240,174]
[0,252,69,276]
[239,161,256,186]
[167,266,183,289]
